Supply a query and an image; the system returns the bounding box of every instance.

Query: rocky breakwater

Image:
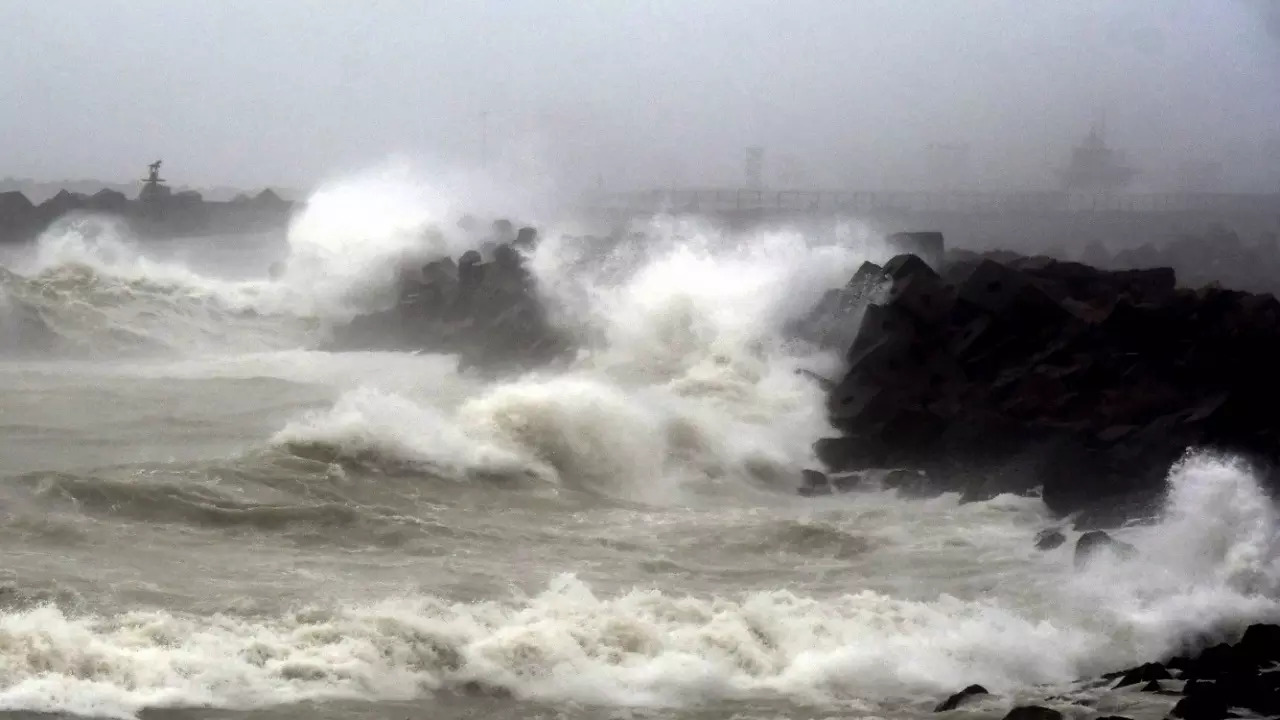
[931,623,1280,720]
[326,227,573,373]
[1082,225,1280,296]
[803,240,1280,521]
[0,187,293,243]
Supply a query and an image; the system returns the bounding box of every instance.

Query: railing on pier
[588,189,1280,216]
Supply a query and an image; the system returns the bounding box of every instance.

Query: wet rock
[492,242,522,269]
[0,192,38,244]
[37,189,88,222]
[457,679,513,699]
[796,368,835,392]
[811,235,1280,522]
[1234,622,1280,667]
[1112,662,1172,688]
[1112,624,1280,719]
[1002,706,1062,720]
[514,226,538,248]
[1074,530,1138,568]
[830,472,863,492]
[789,260,885,350]
[881,253,953,325]
[0,190,34,219]
[88,188,128,211]
[325,230,572,371]
[1034,528,1066,551]
[1139,679,1168,693]
[1171,689,1232,720]
[1,180,294,244]
[934,684,989,712]
[813,435,870,471]
[797,469,832,496]
[883,468,931,495]
[887,231,945,269]
[490,218,515,244]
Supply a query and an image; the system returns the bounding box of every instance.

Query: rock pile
[1082,225,1280,296]
[1104,624,1280,720]
[0,187,292,243]
[326,226,572,372]
[808,237,1280,518]
[932,623,1280,720]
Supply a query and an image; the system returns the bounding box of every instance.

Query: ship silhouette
[1057,125,1138,193]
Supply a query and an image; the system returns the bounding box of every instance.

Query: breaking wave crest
[268,217,886,503]
[0,216,313,355]
[0,168,534,356]
[3,455,1278,719]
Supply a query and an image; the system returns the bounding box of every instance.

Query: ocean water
[1,176,1278,720]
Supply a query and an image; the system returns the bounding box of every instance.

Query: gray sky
[2,0,1277,194]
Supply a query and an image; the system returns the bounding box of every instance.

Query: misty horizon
[3,0,1278,197]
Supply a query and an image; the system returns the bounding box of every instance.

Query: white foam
[265,214,887,503]
[15,215,280,312]
[5,519,1268,720]
[274,164,458,319]
[276,160,561,319]
[3,451,1278,717]
[0,575,1100,717]
[1064,452,1280,659]
[272,384,540,482]
[0,163,553,352]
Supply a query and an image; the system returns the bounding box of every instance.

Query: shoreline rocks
[932,624,1280,720]
[807,234,1280,523]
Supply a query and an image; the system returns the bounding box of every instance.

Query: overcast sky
[2,0,1277,194]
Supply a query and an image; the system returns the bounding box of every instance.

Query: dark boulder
[1234,623,1280,667]
[1112,662,1172,688]
[881,253,953,325]
[797,469,832,496]
[490,218,515,244]
[813,435,872,471]
[0,191,37,244]
[882,468,934,496]
[88,188,129,212]
[0,190,34,220]
[807,235,1280,523]
[887,231,945,269]
[934,684,989,712]
[35,189,88,224]
[952,258,1068,325]
[1102,624,1280,719]
[830,472,863,492]
[252,188,288,208]
[1170,689,1232,720]
[326,232,572,371]
[514,226,538,248]
[1001,706,1062,720]
[1139,679,1167,693]
[1073,530,1137,568]
[790,260,885,351]
[1034,529,1066,551]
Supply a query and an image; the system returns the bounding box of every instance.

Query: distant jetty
[0,161,295,244]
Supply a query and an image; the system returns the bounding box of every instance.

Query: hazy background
[1,0,1277,197]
